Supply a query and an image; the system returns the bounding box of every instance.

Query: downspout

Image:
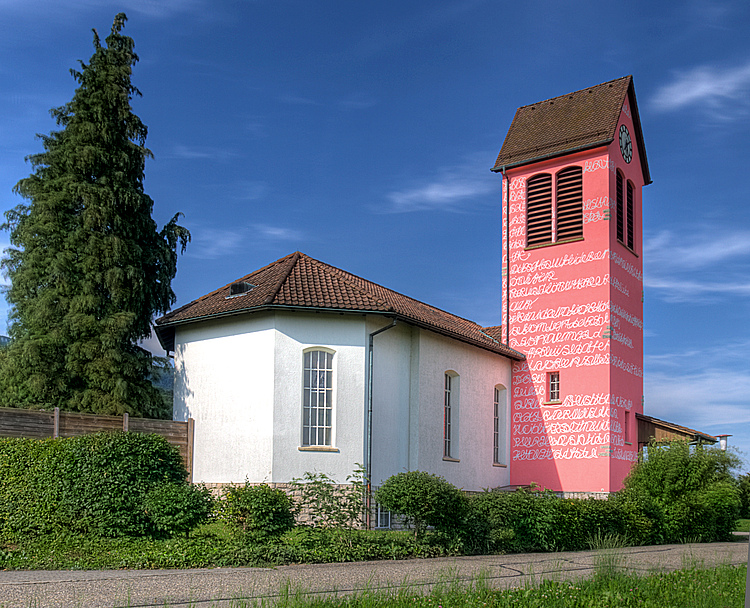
[501,166,510,346]
[365,318,397,529]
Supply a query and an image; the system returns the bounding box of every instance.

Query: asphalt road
[1,540,747,608]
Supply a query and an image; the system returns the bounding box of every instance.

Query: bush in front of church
[617,440,741,543]
[375,471,469,540]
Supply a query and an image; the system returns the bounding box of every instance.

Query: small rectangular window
[548,372,560,402]
[375,503,391,529]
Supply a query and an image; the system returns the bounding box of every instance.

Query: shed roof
[155,252,524,360]
[492,75,651,185]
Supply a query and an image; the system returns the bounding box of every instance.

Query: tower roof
[154,251,524,360]
[492,75,651,185]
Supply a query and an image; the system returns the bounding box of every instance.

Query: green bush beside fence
[0,432,208,540]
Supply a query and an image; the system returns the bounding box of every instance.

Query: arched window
[616,170,635,251]
[616,170,625,243]
[302,349,334,447]
[493,385,508,466]
[626,179,635,250]
[555,166,583,240]
[444,372,459,459]
[526,173,552,246]
[526,167,582,247]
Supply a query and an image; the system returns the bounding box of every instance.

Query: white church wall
[414,330,512,492]
[271,312,368,484]
[173,315,276,484]
[368,318,414,486]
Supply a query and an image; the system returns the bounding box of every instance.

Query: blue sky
[1,1,749,467]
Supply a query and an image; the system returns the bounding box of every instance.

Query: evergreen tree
[0,14,189,417]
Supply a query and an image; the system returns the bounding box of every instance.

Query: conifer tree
[0,14,189,417]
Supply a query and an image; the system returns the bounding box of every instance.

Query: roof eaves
[492,139,611,173]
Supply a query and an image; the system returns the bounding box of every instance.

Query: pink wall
[503,105,644,493]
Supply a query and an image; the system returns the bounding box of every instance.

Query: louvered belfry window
[626,180,634,250]
[616,170,625,244]
[555,166,583,240]
[526,173,552,246]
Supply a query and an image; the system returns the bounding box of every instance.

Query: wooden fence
[0,406,194,481]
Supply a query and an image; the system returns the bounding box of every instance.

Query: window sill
[616,240,639,257]
[624,441,632,446]
[442,456,460,463]
[543,400,562,406]
[298,446,339,453]
[492,462,508,468]
[525,236,584,251]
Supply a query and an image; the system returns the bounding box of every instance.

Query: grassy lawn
[257,565,746,608]
[736,519,750,533]
[62,565,742,608]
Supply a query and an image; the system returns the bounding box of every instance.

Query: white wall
[271,312,367,484]
[369,320,512,492]
[174,310,512,492]
[173,315,276,484]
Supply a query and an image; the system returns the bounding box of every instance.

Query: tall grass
[131,565,745,607]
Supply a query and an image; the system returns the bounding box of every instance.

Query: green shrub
[470,490,630,553]
[0,432,188,539]
[375,471,468,539]
[290,466,365,529]
[736,472,750,518]
[618,440,741,543]
[220,483,295,536]
[144,482,213,538]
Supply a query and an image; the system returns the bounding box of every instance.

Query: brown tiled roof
[492,76,651,185]
[155,252,524,360]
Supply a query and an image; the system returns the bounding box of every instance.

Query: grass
[735,518,750,533]
[96,565,747,607]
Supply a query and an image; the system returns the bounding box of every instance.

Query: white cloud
[645,340,750,434]
[338,92,378,111]
[384,170,495,213]
[652,61,750,119]
[252,224,302,242]
[643,229,750,302]
[169,145,236,161]
[188,227,245,260]
[0,0,202,19]
[188,223,302,259]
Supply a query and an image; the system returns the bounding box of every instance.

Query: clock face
[619,124,633,164]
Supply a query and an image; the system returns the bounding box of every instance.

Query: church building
[157,76,715,504]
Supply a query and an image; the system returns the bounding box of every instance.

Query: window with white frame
[444,372,459,459]
[375,503,391,529]
[493,385,507,465]
[302,349,334,447]
[548,372,560,403]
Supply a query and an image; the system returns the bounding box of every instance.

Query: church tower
[492,76,651,493]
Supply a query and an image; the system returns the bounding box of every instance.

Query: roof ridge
[303,255,396,312]
[263,251,301,305]
[516,75,631,111]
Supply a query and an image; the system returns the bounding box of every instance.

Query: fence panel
[0,407,194,480]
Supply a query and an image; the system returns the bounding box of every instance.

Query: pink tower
[492,76,651,494]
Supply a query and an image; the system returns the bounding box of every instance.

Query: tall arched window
[526,167,582,247]
[626,179,634,250]
[616,170,635,251]
[444,372,459,459]
[493,385,508,466]
[616,170,625,244]
[302,349,334,447]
